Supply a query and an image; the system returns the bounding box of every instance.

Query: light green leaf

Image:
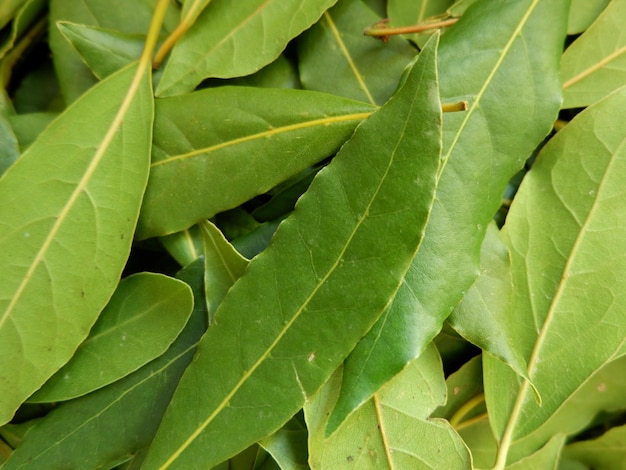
[0,0,45,60]
[298,0,416,106]
[0,109,19,176]
[213,54,300,90]
[49,0,179,103]
[387,0,455,46]
[136,87,375,239]
[28,272,194,403]
[484,86,626,466]
[155,0,338,97]
[448,222,528,379]
[567,0,610,35]
[7,112,56,151]
[258,418,309,470]
[328,0,567,437]
[1,260,208,470]
[564,424,626,469]
[159,226,203,267]
[561,0,626,109]
[142,34,443,469]
[307,345,471,469]
[58,22,146,80]
[505,434,565,470]
[0,57,153,425]
[201,220,249,323]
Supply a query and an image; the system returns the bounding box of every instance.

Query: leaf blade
[143,34,443,469]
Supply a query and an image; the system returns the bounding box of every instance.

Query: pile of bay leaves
[1,0,625,468]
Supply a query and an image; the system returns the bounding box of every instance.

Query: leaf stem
[449,393,485,428]
[364,18,458,42]
[142,0,171,69]
[152,1,212,69]
[442,101,469,113]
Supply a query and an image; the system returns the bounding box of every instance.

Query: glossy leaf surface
[155,0,338,97]
[561,0,626,109]
[307,345,471,469]
[298,0,416,105]
[29,272,193,403]
[142,35,443,469]
[2,260,208,470]
[0,61,153,425]
[485,86,626,464]
[137,87,375,239]
[329,0,567,434]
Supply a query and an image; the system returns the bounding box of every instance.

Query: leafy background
[1,0,626,469]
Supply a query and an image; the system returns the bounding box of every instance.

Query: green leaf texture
[142,35,443,469]
[137,87,375,239]
[1,260,208,470]
[484,85,626,465]
[155,0,338,97]
[28,273,194,403]
[328,0,568,435]
[561,0,626,109]
[0,62,153,425]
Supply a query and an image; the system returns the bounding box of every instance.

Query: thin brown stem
[364,18,458,42]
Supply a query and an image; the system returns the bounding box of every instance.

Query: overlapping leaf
[155,0,338,97]
[298,0,416,105]
[328,0,568,436]
[567,0,610,34]
[306,345,471,469]
[387,0,454,47]
[484,85,626,466]
[564,425,626,469]
[136,87,375,239]
[28,273,193,403]
[1,260,208,470]
[142,35,443,469]
[0,58,153,424]
[561,0,626,109]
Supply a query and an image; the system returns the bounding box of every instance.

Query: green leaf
[306,345,471,469]
[298,0,416,106]
[387,0,455,47]
[567,0,610,35]
[155,0,338,97]
[57,22,146,80]
[136,87,375,239]
[448,222,528,379]
[142,34,443,469]
[564,424,626,469]
[505,434,565,470]
[28,272,194,403]
[1,259,208,470]
[258,417,309,470]
[159,226,203,267]
[0,0,28,30]
[484,86,626,465]
[328,0,568,436]
[0,108,19,176]
[49,0,179,103]
[7,112,56,151]
[0,61,153,425]
[201,220,249,323]
[0,0,46,60]
[561,0,626,109]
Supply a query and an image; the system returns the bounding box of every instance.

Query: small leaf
[0,0,46,60]
[159,226,203,267]
[155,0,338,97]
[564,424,626,469]
[142,34,442,469]
[306,345,471,469]
[505,434,565,470]
[58,22,146,79]
[298,0,416,106]
[28,272,194,403]
[258,418,309,470]
[567,0,610,35]
[328,0,568,436]
[1,260,208,470]
[484,85,626,463]
[448,222,528,379]
[137,87,375,239]
[561,0,626,109]
[201,220,249,323]
[0,60,153,425]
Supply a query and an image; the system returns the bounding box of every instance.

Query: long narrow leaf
[328,0,568,435]
[0,59,153,424]
[485,85,626,467]
[142,34,443,469]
